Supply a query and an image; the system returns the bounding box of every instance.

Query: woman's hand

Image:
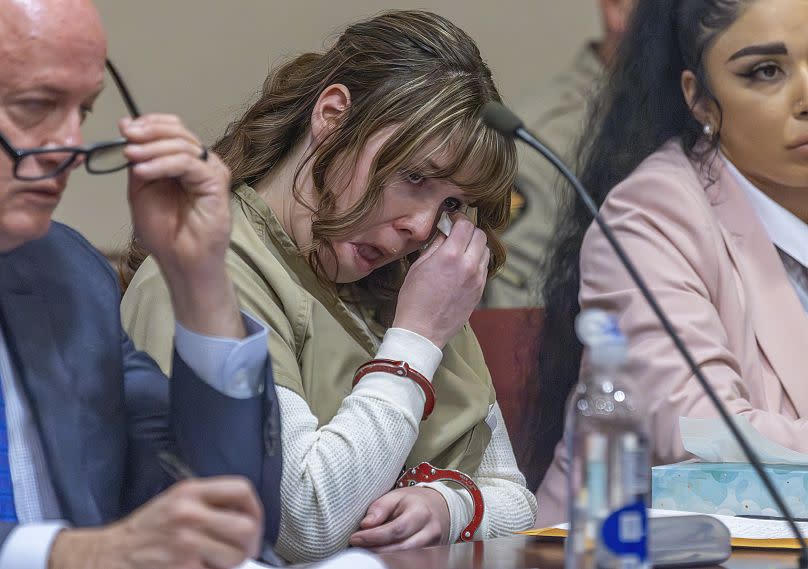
[121,114,244,339]
[393,215,489,349]
[348,487,450,552]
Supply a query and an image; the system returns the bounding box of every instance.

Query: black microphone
[482,101,808,568]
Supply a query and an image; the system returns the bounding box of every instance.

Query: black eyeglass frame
[0,59,141,181]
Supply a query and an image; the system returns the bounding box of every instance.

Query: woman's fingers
[356,492,401,530]
[349,488,449,550]
[350,504,421,547]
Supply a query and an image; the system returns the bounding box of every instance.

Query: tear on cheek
[437,211,453,236]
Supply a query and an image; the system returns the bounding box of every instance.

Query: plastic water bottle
[565,309,650,569]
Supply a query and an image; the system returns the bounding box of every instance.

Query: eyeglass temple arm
[105,59,141,119]
[0,132,19,159]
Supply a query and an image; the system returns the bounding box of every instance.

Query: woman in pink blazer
[533,0,808,526]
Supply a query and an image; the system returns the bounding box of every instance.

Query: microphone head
[481,102,524,137]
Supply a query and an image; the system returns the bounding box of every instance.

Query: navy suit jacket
[0,222,282,545]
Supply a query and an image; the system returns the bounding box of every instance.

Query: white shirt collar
[721,154,808,269]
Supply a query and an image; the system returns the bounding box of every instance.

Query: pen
[157,451,286,567]
[736,514,808,522]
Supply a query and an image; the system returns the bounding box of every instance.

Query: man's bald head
[0,0,107,252]
[0,0,107,100]
[0,0,106,61]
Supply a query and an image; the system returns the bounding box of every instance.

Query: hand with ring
[121,114,245,339]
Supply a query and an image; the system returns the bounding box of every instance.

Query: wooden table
[376,535,796,568]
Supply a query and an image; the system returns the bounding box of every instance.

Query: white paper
[235,549,387,569]
[702,512,808,540]
[679,415,808,465]
[234,559,269,569]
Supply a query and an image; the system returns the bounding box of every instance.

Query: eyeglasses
[0,59,141,181]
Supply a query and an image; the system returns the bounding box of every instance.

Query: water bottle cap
[576,309,628,366]
[575,309,625,347]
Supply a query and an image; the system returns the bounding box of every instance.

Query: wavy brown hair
[120,10,516,318]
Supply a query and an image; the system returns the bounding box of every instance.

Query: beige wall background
[54,1,600,253]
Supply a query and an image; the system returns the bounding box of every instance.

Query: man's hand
[348,487,450,553]
[48,477,263,569]
[121,114,244,339]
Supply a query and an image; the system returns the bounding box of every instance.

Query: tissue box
[652,462,808,518]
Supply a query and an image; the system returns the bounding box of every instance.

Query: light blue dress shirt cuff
[0,521,68,569]
[174,311,268,399]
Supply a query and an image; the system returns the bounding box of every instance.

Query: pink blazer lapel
[707,160,808,417]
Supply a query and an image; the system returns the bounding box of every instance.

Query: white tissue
[437,211,453,236]
[679,416,808,465]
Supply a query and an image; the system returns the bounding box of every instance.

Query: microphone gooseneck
[482,101,808,569]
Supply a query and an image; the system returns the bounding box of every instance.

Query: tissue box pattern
[652,462,808,518]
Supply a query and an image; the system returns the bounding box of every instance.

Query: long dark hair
[525,0,753,489]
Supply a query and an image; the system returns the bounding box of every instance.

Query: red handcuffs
[353,359,436,421]
[397,462,484,542]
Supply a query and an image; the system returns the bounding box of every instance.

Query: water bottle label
[623,443,650,496]
[600,500,648,562]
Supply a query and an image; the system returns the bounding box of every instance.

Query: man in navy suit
[0,0,281,568]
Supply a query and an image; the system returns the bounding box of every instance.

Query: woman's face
[701,0,808,199]
[320,125,472,284]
